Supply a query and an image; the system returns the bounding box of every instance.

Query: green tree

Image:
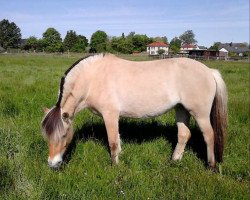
[0,19,21,49]
[110,36,134,54]
[169,37,182,54]
[64,31,88,52]
[32,39,45,52]
[78,35,88,47]
[109,33,152,54]
[71,35,88,52]
[157,49,165,55]
[90,30,108,53]
[64,30,78,51]
[153,36,168,44]
[179,30,197,45]
[42,28,63,52]
[132,34,152,52]
[22,36,38,51]
[209,42,221,51]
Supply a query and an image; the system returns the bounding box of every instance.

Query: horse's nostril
[48,160,52,166]
[48,161,62,169]
[57,160,62,166]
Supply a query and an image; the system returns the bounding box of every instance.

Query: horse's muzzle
[48,154,63,169]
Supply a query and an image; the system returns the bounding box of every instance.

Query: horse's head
[42,107,74,169]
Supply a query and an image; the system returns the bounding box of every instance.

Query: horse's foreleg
[172,106,191,161]
[103,112,121,165]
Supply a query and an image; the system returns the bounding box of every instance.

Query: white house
[147,42,169,55]
[180,44,199,53]
[219,48,229,58]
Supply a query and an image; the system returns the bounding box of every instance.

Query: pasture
[0,54,249,199]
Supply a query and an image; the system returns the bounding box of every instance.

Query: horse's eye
[62,134,67,139]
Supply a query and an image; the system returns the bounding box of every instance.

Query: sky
[1,0,249,47]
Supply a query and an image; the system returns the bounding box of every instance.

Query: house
[180,44,207,54]
[189,49,219,59]
[147,42,169,55]
[180,44,199,54]
[219,48,229,58]
[198,46,207,50]
[219,43,249,56]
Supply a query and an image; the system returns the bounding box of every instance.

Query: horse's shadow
[64,118,207,166]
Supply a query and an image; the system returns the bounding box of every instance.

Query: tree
[110,36,134,54]
[179,30,197,44]
[209,42,221,51]
[157,49,165,55]
[64,30,78,51]
[153,36,168,44]
[90,30,108,53]
[109,33,152,54]
[71,35,88,52]
[0,19,21,49]
[64,31,88,52]
[78,35,88,47]
[132,34,152,52]
[127,31,135,38]
[42,28,63,52]
[169,37,182,54]
[22,36,38,51]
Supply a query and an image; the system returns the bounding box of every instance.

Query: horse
[41,54,227,171]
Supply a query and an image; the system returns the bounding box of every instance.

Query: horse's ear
[62,112,69,123]
[43,107,50,114]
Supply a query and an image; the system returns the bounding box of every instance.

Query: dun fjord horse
[42,54,227,170]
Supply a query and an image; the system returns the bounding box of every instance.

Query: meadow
[0,53,249,199]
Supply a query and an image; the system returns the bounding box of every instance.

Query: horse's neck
[61,94,78,118]
[61,71,93,117]
[60,59,101,117]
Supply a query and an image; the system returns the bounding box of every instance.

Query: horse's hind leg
[195,117,215,169]
[172,106,191,161]
[103,111,121,165]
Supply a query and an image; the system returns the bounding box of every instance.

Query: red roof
[147,42,168,47]
[181,44,197,48]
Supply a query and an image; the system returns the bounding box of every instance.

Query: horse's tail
[210,69,228,163]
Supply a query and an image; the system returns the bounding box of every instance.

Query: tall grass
[0,54,249,199]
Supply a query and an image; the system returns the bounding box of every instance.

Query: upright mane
[42,54,105,139]
[55,55,90,107]
[57,54,105,108]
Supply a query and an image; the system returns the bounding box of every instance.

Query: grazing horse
[42,54,227,170]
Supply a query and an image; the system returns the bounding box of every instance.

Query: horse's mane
[57,54,105,108]
[56,55,91,107]
[42,54,105,138]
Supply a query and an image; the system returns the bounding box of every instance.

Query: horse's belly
[120,106,173,118]
[119,95,179,118]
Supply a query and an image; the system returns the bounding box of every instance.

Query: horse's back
[91,56,216,118]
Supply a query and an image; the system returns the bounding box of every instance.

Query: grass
[0,53,249,199]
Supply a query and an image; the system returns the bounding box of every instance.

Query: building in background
[147,42,169,55]
[218,43,249,57]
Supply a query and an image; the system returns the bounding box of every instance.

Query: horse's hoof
[208,166,219,173]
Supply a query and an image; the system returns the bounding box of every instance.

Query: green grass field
[0,54,249,199]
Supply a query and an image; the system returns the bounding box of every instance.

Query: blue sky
[1,0,249,47]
